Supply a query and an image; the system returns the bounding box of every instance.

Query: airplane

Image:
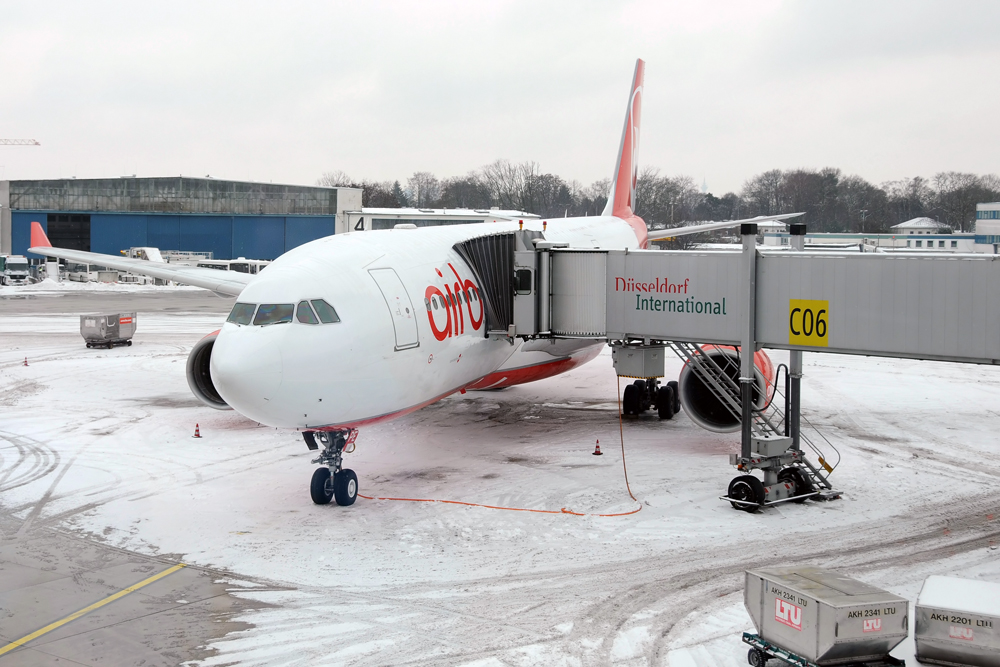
[28,59,802,507]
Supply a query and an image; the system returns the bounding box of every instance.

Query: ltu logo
[425,264,483,341]
[775,599,802,631]
[863,618,882,633]
[950,626,974,641]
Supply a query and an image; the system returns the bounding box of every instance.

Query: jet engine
[677,346,774,433]
[186,331,231,410]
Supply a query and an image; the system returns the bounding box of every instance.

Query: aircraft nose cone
[211,329,284,423]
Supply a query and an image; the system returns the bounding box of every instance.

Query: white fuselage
[210,216,641,430]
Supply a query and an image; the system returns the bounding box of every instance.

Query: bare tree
[405,172,441,208]
[317,171,355,187]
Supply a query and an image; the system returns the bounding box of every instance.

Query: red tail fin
[603,59,645,220]
[30,221,52,248]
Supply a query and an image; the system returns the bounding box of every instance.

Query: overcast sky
[1,1,998,194]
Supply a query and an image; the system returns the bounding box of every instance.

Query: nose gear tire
[334,469,358,506]
[310,467,334,505]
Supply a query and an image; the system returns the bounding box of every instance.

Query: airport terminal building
[0,177,362,259]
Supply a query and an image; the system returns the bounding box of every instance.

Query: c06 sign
[789,299,828,347]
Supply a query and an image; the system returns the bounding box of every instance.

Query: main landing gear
[303,429,359,506]
[622,378,681,420]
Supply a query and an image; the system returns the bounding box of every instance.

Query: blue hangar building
[0,177,362,259]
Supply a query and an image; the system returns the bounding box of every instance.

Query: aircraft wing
[28,222,251,297]
[646,212,805,241]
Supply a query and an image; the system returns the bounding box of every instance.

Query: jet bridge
[472,223,1000,511]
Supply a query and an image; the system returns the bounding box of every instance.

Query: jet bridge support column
[739,223,758,461]
[788,223,805,451]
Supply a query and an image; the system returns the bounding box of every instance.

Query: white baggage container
[744,567,907,665]
[915,576,1000,667]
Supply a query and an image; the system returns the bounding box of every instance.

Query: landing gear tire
[748,647,768,666]
[778,467,812,503]
[656,386,675,420]
[623,384,640,416]
[334,469,358,506]
[728,474,765,513]
[310,467,334,505]
[667,380,680,413]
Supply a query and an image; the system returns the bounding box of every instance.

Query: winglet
[30,221,52,248]
[603,59,645,219]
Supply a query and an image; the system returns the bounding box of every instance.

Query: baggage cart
[81,313,136,349]
[915,575,1000,667]
[743,567,907,666]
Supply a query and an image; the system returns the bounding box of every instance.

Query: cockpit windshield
[226,299,340,326]
[253,304,294,326]
[228,299,340,327]
[227,303,256,325]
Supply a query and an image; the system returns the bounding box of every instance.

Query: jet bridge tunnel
[455,224,1000,511]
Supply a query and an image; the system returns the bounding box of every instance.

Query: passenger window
[424,297,431,312]
[311,299,341,323]
[253,304,294,325]
[228,302,256,325]
[296,301,319,324]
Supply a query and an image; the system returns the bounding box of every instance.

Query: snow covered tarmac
[2,283,1000,665]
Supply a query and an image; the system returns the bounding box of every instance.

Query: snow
[918,575,1000,616]
[0,277,201,295]
[3,292,1000,665]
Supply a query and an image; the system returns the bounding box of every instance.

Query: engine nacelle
[677,346,774,433]
[186,331,231,410]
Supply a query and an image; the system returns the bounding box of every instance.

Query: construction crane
[0,139,40,146]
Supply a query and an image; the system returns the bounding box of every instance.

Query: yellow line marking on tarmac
[0,563,186,657]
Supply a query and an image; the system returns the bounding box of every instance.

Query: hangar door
[368,268,420,351]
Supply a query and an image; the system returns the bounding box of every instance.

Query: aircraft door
[368,268,420,350]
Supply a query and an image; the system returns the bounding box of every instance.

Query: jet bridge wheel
[656,386,675,420]
[622,384,641,416]
[667,380,680,413]
[728,475,765,513]
[778,466,812,503]
[310,468,335,505]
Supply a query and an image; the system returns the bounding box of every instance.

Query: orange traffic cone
[193,424,202,438]
[23,357,28,366]
[593,440,602,456]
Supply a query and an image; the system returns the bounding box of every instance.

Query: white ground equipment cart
[81,313,136,349]
[915,575,1000,667]
[743,567,907,666]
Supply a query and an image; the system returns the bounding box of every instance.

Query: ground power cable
[356,377,642,517]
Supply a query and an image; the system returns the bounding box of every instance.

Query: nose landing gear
[305,429,359,506]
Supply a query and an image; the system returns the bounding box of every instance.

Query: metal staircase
[665,341,837,494]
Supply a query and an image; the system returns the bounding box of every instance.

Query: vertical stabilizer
[602,59,645,220]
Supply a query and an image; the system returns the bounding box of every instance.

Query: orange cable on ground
[357,493,640,517]
[617,375,638,502]
[354,372,642,517]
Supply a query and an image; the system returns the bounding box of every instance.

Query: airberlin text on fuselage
[425,263,484,341]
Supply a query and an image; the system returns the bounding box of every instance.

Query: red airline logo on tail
[602,59,648,247]
[608,60,644,220]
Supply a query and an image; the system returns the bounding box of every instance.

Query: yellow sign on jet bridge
[788,299,829,347]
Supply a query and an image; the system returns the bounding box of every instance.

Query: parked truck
[0,255,31,286]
